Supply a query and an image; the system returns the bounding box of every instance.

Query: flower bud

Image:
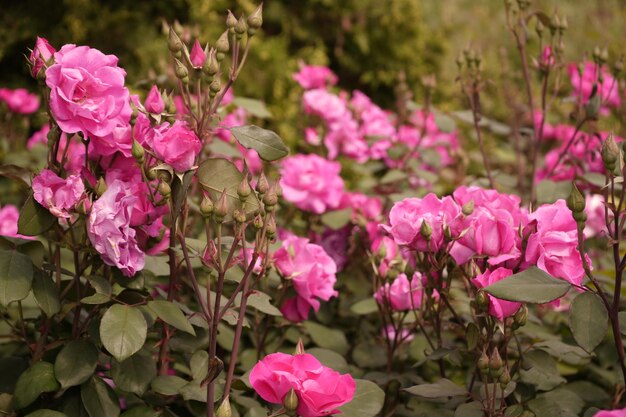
[462,200,474,216]
[247,3,263,31]
[478,349,489,372]
[168,27,183,53]
[560,16,568,31]
[234,16,247,36]
[226,10,238,29]
[210,79,221,95]
[602,134,619,172]
[295,338,305,355]
[283,388,298,412]
[216,31,230,54]
[76,198,90,215]
[158,180,171,198]
[585,93,601,120]
[132,140,145,163]
[147,168,158,181]
[237,179,252,201]
[216,396,232,417]
[256,172,269,194]
[174,58,188,79]
[419,220,432,240]
[535,20,544,37]
[513,305,528,329]
[95,178,107,197]
[475,290,490,312]
[614,59,624,76]
[233,209,246,224]
[499,367,511,386]
[253,214,263,229]
[566,183,585,214]
[203,51,219,76]
[190,39,207,68]
[47,125,61,145]
[215,189,229,221]
[201,195,214,217]
[263,186,278,208]
[489,347,504,375]
[266,216,276,238]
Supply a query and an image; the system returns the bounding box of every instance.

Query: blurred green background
[1,0,625,138]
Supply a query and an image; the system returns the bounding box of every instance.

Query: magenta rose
[280,154,345,214]
[0,88,40,114]
[0,205,34,240]
[472,268,521,321]
[594,408,626,417]
[32,169,85,219]
[152,120,202,172]
[293,65,338,89]
[189,39,206,68]
[144,85,165,114]
[375,273,425,311]
[250,352,355,417]
[45,44,131,138]
[87,180,145,277]
[29,36,56,78]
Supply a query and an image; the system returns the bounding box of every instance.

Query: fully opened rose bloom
[29,37,56,78]
[32,169,85,219]
[0,88,40,114]
[274,234,338,322]
[375,273,425,311]
[87,180,145,277]
[293,65,338,89]
[472,268,521,321]
[280,154,344,214]
[250,352,355,417]
[152,120,202,172]
[382,194,461,252]
[45,44,131,138]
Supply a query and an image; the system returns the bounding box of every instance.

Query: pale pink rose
[0,88,40,114]
[144,85,164,114]
[274,234,338,322]
[472,268,521,321]
[569,62,620,109]
[0,205,34,240]
[90,123,133,158]
[383,194,461,252]
[29,37,56,78]
[280,154,345,214]
[87,180,145,277]
[375,273,424,311]
[32,169,85,219]
[250,352,356,417]
[594,408,626,417]
[45,44,131,138]
[152,120,202,172]
[524,200,586,286]
[293,65,338,90]
[190,39,206,68]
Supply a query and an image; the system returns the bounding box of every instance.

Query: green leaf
[25,411,68,417]
[404,379,467,398]
[307,348,350,374]
[232,97,273,119]
[12,361,60,409]
[230,125,288,161]
[100,304,147,362]
[0,164,32,187]
[454,402,483,417]
[569,292,608,353]
[380,169,407,184]
[483,267,570,303]
[151,375,187,396]
[55,340,99,388]
[339,379,385,417]
[190,350,209,381]
[120,406,159,417]
[197,158,260,222]
[320,208,353,230]
[303,321,349,355]
[0,249,34,306]
[148,300,195,335]
[17,194,56,236]
[32,270,60,316]
[504,405,524,417]
[350,298,378,315]
[519,350,566,391]
[239,291,282,316]
[111,350,156,396]
[80,376,120,417]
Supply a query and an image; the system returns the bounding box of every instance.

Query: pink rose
[293,65,338,89]
[87,180,145,277]
[32,169,85,219]
[383,194,461,252]
[371,235,399,278]
[0,205,34,240]
[594,408,626,417]
[339,192,383,221]
[274,234,338,322]
[303,88,350,123]
[250,352,355,417]
[0,88,40,114]
[279,154,345,214]
[144,85,164,114]
[375,273,425,311]
[45,44,131,138]
[29,37,56,78]
[568,62,620,110]
[382,325,414,343]
[190,39,206,68]
[472,268,521,321]
[152,120,202,172]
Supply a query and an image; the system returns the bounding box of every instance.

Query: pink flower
[250,352,355,417]
[293,65,338,89]
[0,205,34,240]
[472,268,521,321]
[45,44,131,138]
[524,200,586,286]
[29,37,56,78]
[144,85,164,114]
[303,88,350,123]
[594,408,626,417]
[274,235,338,322]
[568,62,620,109]
[280,154,344,214]
[539,46,554,69]
[382,325,414,343]
[152,120,202,172]
[584,194,608,237]
[190,39,206,68]
[370,235,399,278]
[281,296,313,323]
[382,194,461,252]
[339,192,382,221]
[0,88,40,114]
[32,169,85,219]
[90,123,133,158]
[375,273,425,311]
[87,180,145,277]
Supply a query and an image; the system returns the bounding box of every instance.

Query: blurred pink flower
[0,88,40,114]
[293,65,338,89]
